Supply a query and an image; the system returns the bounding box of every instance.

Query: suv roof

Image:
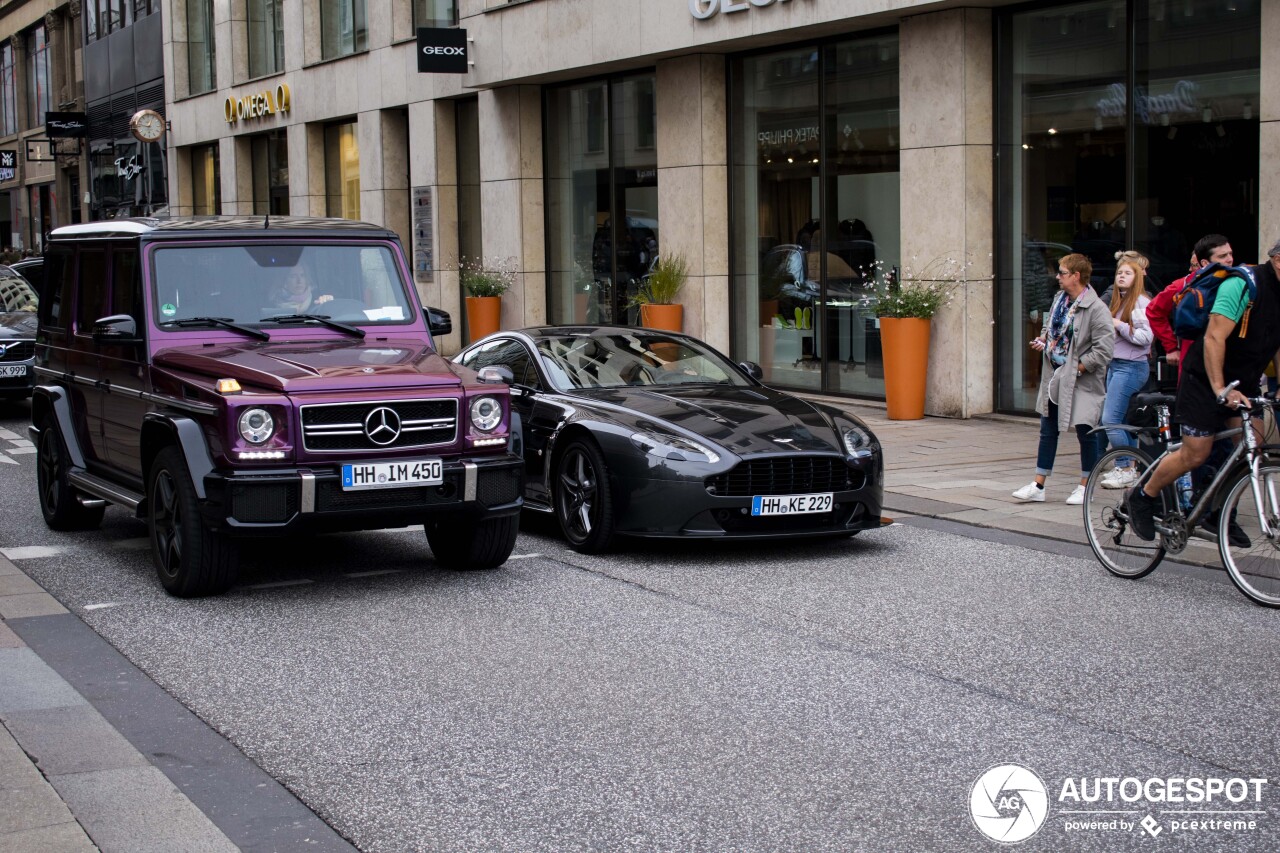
[50,216,399,242]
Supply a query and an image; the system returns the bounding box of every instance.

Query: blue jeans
[1102,357,1151,467]
[1036,399,1103,479]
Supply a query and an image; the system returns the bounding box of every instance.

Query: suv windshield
[151,243,414,328]
[0,271,38,314]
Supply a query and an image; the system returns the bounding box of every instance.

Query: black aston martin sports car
[455,326,886,553]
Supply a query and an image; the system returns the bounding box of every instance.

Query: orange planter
[880,317,931,420]
[465,295,502,342]
[640,303,683,332]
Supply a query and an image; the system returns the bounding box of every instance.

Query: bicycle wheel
[1083,447,1166,578]
[1219,466,1280,607]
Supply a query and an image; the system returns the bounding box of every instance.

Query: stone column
[408,99,462,353]
[357,109,411,248]
[478,85,545,331]
[655,55,729,352]
[1261,2,1279,251]
[288,122,327,216]
[220,135,253,214]
[900,9,994,418]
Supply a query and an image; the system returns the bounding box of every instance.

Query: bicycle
[1082,386,1280,607]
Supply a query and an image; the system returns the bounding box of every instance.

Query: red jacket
[1146,273,1194,376]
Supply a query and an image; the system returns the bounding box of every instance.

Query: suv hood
[0,311,37,338]
[153,340,464,392]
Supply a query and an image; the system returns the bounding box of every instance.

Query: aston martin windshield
[151,243,415,328]
[536,332,750,390]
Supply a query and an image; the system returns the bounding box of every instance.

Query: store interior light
[1047,127,1058,135]
[1022,143,1031,150]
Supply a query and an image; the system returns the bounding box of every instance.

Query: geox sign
[690,0,804,19]
[416,28,468,74]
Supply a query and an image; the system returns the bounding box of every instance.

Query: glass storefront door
[545,73,658,326]
[252,129,289,216]
[996,0,1259,412]
[731,34,900,397]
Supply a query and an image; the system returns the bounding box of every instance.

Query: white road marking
[83,603,123,611]
[7,447,36,455]
[248,579,314,590]
[1,545,66,560]
[505,553,543,560]
[344,569,403,578]
[0,428,19,440]
[0,454,15,465]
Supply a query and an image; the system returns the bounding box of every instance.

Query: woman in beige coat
[1013,253,1116,505]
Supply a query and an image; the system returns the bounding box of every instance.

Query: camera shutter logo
[969,764,1049,843]
[364,407,402,445]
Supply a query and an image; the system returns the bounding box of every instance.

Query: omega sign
[224,83,292,125]
[690,0,804,19]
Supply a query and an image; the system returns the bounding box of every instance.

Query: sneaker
[1066,485,1086,505]
[1101,467,1139,489]
[1012,482,1046,502]
[1126,487,1158,541]
[1202,512,1252,548]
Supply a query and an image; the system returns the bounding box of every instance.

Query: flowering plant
[458,255,518,298]
[859,255,970,319]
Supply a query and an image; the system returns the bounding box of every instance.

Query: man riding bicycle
[1126,234,1280,543]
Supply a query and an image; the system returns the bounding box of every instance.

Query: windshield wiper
[261,313,366,338]
[160,316,270,341]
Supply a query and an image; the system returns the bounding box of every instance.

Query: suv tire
[36,419,105,531]
[425,514,518,570]
[148,446,238,597]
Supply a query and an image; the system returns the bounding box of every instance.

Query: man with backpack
[1126,235,1280,543]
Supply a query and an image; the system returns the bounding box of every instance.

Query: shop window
[248,0,285,79]
[324,121,360,219]
[321,0,368,60]
[414,0,457,28]
[191,143,221,215]
[26,26,51,128]
[0,43,16,136]
[730,35,900,399]
[187,0,217,94]
[994,0,1260,412]
[545,74,659,328]
[252,130,290,215]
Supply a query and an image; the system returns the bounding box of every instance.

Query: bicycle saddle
[1132,392,1177,408]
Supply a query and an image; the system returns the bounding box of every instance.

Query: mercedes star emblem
[0,344,6,357]
[363,406,402,446]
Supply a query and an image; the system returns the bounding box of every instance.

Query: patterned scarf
[1045,291,1079,367]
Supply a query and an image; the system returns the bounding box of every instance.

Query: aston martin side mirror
[739,361,764,381]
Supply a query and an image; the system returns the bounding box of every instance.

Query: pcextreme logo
[968,764,1270,844]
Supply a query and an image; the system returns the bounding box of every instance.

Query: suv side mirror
[92,314,140,344]
[426,306,452,336]
[739,361,764,381]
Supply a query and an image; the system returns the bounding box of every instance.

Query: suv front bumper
[202,454,523,534]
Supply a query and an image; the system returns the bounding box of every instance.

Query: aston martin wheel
[554,438,615,553]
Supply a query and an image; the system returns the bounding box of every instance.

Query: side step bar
[68,470,145,512]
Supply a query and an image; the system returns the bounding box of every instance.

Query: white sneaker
[1012,482,1046,502]
[1100,467,1138,489]
[1066,484,1086,505]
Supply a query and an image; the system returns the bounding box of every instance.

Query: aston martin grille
[300,399,458,452]
[706,456,863,496]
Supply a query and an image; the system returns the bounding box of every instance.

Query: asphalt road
[2,400,1279,852]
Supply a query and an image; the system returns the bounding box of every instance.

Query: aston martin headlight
[841,423,879,460]
[630,432,721,464]
[470,395,503,432]
[238,408,275,444]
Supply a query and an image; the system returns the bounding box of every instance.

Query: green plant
[627,253,689,309]
[459,255,517,298]
[860,255,971,319]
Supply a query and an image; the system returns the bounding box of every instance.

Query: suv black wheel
[554,438,615,554]
[36,419,105,531]
[425,514,519,570]
[148,446,238,597]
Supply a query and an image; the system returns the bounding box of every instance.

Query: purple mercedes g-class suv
[30,217,523,596]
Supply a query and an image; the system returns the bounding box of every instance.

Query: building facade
[159,0,1275,416]
[0,0,90,253]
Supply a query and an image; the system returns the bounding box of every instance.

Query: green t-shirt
[1210,275,1251,323]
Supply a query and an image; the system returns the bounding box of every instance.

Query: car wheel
[36,419,105,531]
[425,514,519,570]
[148,446,238,597]
[554,438,615,553]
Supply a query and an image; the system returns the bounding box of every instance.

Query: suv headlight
[469,395,503,433]
[841,424,878,460]
[630,432,720,464]
[238,408,275,444]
